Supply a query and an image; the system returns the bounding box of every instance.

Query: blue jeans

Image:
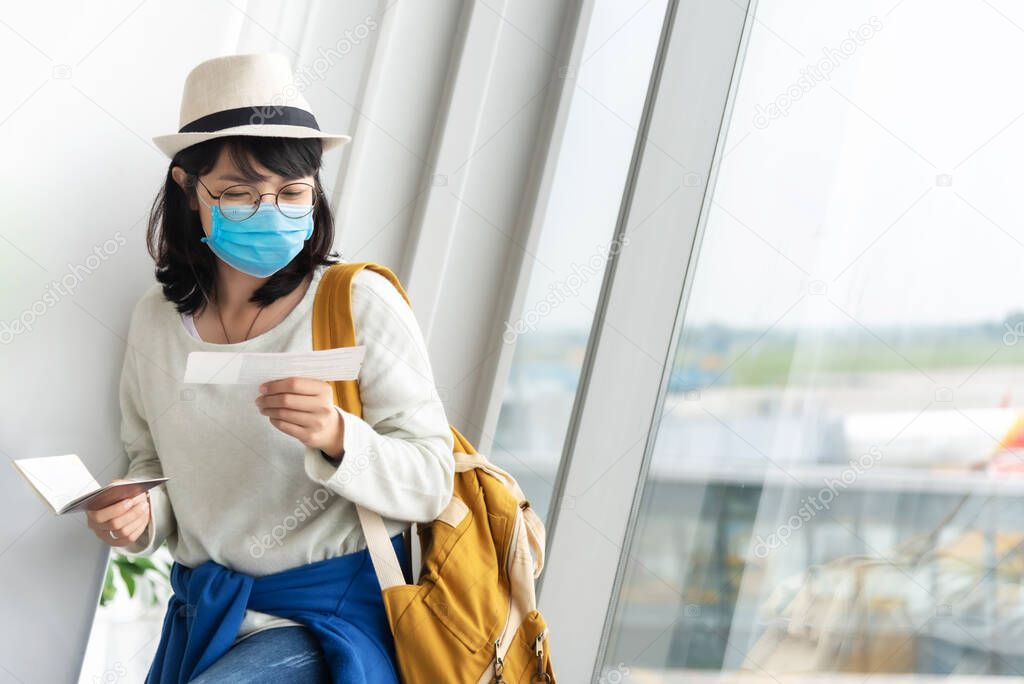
[188,625,330,683]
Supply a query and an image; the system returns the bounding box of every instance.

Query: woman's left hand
[255,377,345,459]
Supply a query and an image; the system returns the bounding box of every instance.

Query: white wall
[0,0,578,681]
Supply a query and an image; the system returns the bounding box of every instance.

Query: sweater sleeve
[303,270,455,523]
[118,334,177,557]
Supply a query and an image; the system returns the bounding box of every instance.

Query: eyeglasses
[190,175,318,221]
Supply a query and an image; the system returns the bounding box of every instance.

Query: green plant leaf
[129,557,160,573]
[100,563,116,606]
[117,563,137,598]
[115,561,146,576]
[102,552,172,607]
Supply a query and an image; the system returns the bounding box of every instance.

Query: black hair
[145,135,341,315]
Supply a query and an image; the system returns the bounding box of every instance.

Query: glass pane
[491,0,668,523]
[601,0,1024,680]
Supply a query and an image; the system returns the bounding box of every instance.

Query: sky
[522,0,1024,334]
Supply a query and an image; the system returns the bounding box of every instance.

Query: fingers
[88,492,148,525]
[268,417,307,441]
[256,390,323,414]
[89,502,148,539]
[259,377,327,397]
[106,497,151,533]
[100,514,148,546]
[256,377,340,451]
[88,494,149,544]
[266,408,314,429]
[266,406,342,455]
[111,512,151,547]
[256,384,335,432]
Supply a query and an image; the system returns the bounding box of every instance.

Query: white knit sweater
[119,262,455,644]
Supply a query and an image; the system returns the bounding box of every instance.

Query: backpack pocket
[416,494,473,579]
[422,509,508,654]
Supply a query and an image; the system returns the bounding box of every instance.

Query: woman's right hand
[86,479,151,548]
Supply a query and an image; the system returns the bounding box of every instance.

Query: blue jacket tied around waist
[145,533,406,683]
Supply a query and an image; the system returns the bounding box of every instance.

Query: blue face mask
[200,203,314,277]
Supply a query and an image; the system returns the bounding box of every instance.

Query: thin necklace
[216,304,265,343]
[212,283,266,343]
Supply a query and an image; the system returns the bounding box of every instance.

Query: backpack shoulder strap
[312,261,410,415]
[311,261,546,583]
[313,260,413,588]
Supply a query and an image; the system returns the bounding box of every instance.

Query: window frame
[536,0,757,679]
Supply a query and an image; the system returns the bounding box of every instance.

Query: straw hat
[153,53,351,158]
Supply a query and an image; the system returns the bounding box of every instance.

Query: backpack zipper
[490,505,523,682]
[533,628,550,682]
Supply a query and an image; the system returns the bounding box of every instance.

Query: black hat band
[179,105,320,133]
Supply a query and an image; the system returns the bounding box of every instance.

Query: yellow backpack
[312,261,557,684]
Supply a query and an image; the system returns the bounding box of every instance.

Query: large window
[492,0,667,523]
[599,0,1024,679]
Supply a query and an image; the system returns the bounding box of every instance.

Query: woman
[84,54,455,683]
